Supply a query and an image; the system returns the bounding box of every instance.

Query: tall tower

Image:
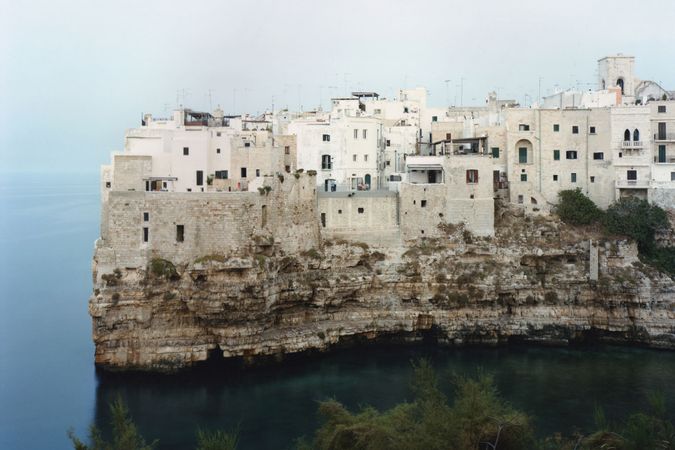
[597,54,636,97]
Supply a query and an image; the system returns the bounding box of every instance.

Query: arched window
[617,78,625,95]
[633,129,640,142]
[624,129,630,141]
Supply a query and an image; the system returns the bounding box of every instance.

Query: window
[241,167,247,178]
[421,200,427,207]
[658,105,667,113]
[321,154,331,170]
[566,151,578,160]
[572,126,579,134]
[386,160,391,166]
[216,132,221,137]
[619,152,623,158]
[491,147,499,158]
[553,175,558,181]
[633,129,640,141]
[256,169,260,177]
[353,154,357,162]
[593,152,604,160]
[432,116,438,122]
[143,212,149,222]
[590,126,596,134]
[196,170,203,186]
[624,129,631,141]
[553,124,559,132]
[338,209,342,214]
[553,150,560,161]
[176,225,184,242]
[215,170,228,179]
[571,173,577,183]
[358,207,364,214]
[446,133,452,140]
[658,145,666,163]
[183,147,189,155]
[320,213,326,228]
[518,147,528,163]
[322,134,330,142]
[362,129,367,139]
[285,165,291,173]
[105,181,111,188]
[518,195,524,204]
[404,107,409,113]
[142,227,149,242]
[671,172,675,181]
[519,124,530,131]
[590,176,595,183]
[354,129,358,139]
[520,173,527,182]
[284,146,290,155]
[374,109,381,114]
[244,142,251,148]
[658,122,666,140]
[216,148,221,154]
[386,139,391,147]
[627,170,637,181]
[466,170,479,184]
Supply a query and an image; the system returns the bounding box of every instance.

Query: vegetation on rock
[148,258,179,280]
[554,189,602,225]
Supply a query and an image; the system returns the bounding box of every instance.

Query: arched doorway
[617,78,625,95]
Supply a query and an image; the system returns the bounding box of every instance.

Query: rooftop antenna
[207,88,214,112]
[444,79,451,106]
[460,77,465,106]
[232,88,237,115]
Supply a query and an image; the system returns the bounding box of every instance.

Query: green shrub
[148,258,179,280]
[554,189,602,225]
[603,197,669,253]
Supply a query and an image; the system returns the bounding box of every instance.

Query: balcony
[654,133,675,142]
[615,179,649,188]
[621,140,643,149]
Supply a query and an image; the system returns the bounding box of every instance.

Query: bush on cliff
[554,189,603,225]
[148,258,178,280]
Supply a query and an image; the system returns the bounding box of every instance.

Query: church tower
[597,54,636,98]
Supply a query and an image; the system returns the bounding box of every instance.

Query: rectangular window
[432,116,438,122]
[566,151,578,160]
[143,212,149,222]
[386,160,391,166]
[142,227,149,242]
[491,147,499,158]
[216,132,221,137]
[362,129,367,139]
[105,181,111,188]
[658,122,666,140]
[671,172,675,181]
[571,173,577,183]
[520,173,527,182]
[421,200,427,207]
[285,165,291,173]
[553,124,560,132]
[519,147,528,163]
[320,213,325,228]
[519,124,530,131]
[215,170,228,179]
[354,129,358,139]
[256,169,260,177]
[364,155,368,162]
[446,133,452,140]
[590,126,596,134]
[593,152,604,160]
[627,170,637,181]
[353,154,357,162]
[196,170,203,186]
[357,207,364,214]
[386,139,391,147]
[216,148,221,154]
[241,167,247,178]
[284,146,290,155]
[322,134,330,142]
[518,195,524,204]
[590,176,595,183]
[466,169,479,184]
[321,155,331,170]
[183,147,189,155]
[176,225,184,242]
[658,105,667,113]
[658,145,666,163]
[374,109,381,114]
[572,126,579,134]
[244,142,251,148]
[553,150,560,161]
[553,175,558,181]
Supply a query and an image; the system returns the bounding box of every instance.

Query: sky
[1,0,674,173]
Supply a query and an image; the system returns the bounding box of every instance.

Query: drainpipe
[538,109,542,194]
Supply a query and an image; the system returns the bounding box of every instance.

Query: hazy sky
[2,0,674,173]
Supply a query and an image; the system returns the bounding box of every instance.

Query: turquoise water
[1,173,674,449]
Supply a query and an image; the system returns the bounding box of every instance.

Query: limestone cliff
[89,207,675,371]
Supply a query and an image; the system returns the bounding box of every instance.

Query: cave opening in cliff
[205,346,226,367]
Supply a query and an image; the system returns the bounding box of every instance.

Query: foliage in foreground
[555,188,603,225]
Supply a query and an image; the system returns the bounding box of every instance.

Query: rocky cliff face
[89,208,675,371]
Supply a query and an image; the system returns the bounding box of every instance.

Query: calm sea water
[1,173,674,450]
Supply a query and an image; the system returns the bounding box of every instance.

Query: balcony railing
[621,140,643,148]
[616,179,648,188]
[654,133,675,141]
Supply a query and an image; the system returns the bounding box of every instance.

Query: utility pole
[444,79,451,106]
[460,77,464,106]
[207,88,214,112]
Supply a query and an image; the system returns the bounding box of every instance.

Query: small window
[216,148,221,154]
[566,151,578,160]
[553,124,559,132]
[421,200,427,207]
[446,133,452,140]
[322,134,330,142]
[215,170,228,180]
[176,225,184,242]
[241,167,247,178]
[518,195,524,204]
[143,212,149,222]
[321,154,332,170]
[216,132,221,137]
[244,142,251,148]
[284,146,290,155]
[362,129,367,139]
[671,172,675,181]
[571,173,577,183]
[386,160,391,166]
[491,147,499,158]
[466,169,479,184]
[183,147,189,155]
[572,126,579,134]
[364,155,368,162]
[627,170,637,181]
[353,129,358,139]
[357,207,364,214]
[658,105,667,113]
[338,209,342,214]
[593,152,604,160]
[285,165,291,173]
[374,109,381,114]
[105,181,111,188]
[520,173,527,182]
[142,227,149,242]
[519,124,530,131]
[320,213,326,228]
[256,169,260,177]
[590,126,596,134]
[404,107,409,113]
[432,116,438,122]
[353,154,357,162]
[590,176,595,183]
[386,139,391,147]
[553,150,560,161]
[553,175,558,181]
[619,152,623,158]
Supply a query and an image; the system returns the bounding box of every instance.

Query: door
[659,145,666,163]
[364,174,371,189]
[196,170,204,186]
